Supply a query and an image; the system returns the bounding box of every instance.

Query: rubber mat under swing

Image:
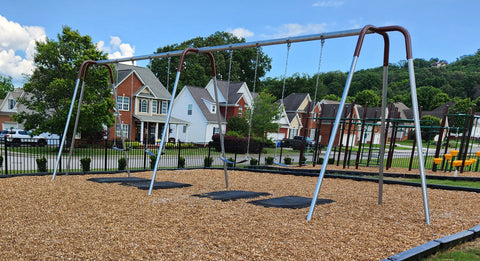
[193,190,271,201]
[248,196,335,209]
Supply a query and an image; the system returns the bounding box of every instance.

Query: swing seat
[145,149,165,156]
[236,156,251,164]
[145,149,155,156]
[273,161,289,167]
[220,157,234,164]
[113,146,129,152]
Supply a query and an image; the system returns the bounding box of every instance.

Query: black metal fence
[2,121,480,176]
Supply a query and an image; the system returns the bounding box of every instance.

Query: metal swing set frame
[51,25,431,224]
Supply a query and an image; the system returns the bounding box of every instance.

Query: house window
[116,124,129,138]
[187,104,192,115]
[289,128,298,139]
[211,104,216,113]
[238,106,243,116]
[213,127,219,134]
[140,99,149,113]
[152,100,158,114]
[8,98,15,110]
[116,96,130,111]
[183,125,187,133]
[161,101,168,114]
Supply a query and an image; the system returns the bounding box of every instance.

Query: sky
[1,0,479,87]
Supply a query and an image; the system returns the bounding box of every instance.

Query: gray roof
[423,102,454,119]
[216,80,246,104]
[357,107,382,119]
[282,93,309,112]
[320,104,355,118]
[117,64,170,100]
[286,112,297,122]
[186,86,226,123]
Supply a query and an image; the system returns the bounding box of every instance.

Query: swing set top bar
[95,28,375,65]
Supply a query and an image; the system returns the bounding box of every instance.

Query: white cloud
[0,15,46,85]
[96,36,135,63]
[227,28,254,39]
[261,23,328,39]
[312,0,344,7]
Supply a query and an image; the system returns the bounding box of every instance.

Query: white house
[0,88,25,130]
[205,79,254,120]
[170,85,226,143]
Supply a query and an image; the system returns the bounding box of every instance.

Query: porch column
[140,121,144,144]
[175,124,179,143]
[185,124,189,142]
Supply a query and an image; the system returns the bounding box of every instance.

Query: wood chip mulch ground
[1,168,479,260]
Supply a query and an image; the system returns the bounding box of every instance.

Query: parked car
[280,136,315,150]
[0,129,48,147]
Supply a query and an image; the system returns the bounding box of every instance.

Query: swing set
[51,25,431,224]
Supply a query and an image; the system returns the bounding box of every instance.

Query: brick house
[111,64,186,144]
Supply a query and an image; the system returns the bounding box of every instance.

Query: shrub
[80,157,91,172]
[150,154,157,169]
[226,157,235,167]
[204,156,213,167]
[165,142,176,149]
[178,156,186,168]
[317,157,324,164]
[125,141,142,148]
[250,158,258,165]
[211,134,264,154]
[0,155,3,169]
[36,157,47,172]
[118,157,126,171]
[284,157,292,165]
[265,156,274,165]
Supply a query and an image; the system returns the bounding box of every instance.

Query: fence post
[3,136,7,175]
[104,138,108,171]
[177,141,181,169]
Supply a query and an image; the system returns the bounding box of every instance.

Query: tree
[355,89,380,107]
[0,75,14,99]
[149,31,272,93]
[248,92,281,140]
[14,26,115,140]
[226,116,249,136]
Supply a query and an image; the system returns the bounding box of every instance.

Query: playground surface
[1,169,479,260]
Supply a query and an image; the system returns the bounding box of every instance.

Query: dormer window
[8,98,15,110]
[140,99,149,113]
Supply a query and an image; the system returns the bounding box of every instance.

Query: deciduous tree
[14,26,115,140]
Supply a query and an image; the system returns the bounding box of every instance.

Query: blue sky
[1,0,479,87]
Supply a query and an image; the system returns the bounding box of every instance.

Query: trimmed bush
[226,157,234,167]
[211,134,264,154]
[250,158,258,165]
[150,154,157,169]
[284,157,292,165]
[118,157,126,171]
[178,156,186,168]
[80,157,91,172]
[36,157,47,172]
[265,156,274,165]
[204,156,213,167]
